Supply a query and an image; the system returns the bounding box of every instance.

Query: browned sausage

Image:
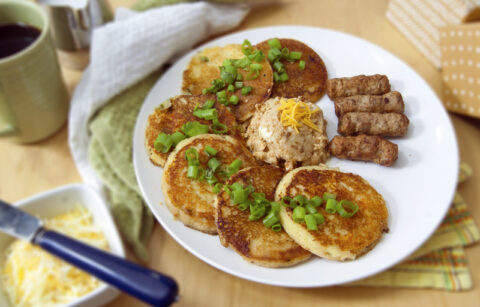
[334,91,404,117]
[337,112,409,137]
[329,135,398,166]
[327,74,391,99]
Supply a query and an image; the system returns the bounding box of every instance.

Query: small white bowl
[0,183,125,307]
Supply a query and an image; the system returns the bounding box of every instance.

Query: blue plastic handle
[33,229,178,307]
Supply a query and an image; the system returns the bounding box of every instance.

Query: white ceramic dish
[0,183,125,307]
[133,25,459,287]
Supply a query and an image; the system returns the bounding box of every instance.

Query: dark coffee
[0,23,41,59]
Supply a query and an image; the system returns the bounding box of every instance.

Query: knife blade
[0,199,42,242]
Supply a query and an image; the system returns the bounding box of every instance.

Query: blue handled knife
[0,199,178,307]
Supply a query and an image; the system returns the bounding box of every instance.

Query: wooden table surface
[2,0,480,306]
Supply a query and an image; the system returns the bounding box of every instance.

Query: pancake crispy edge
[145,94,243,167]
[215,165,312,267]
[256,38,328,103]
[181,44,274,122]
[161,134,258,234]
[275,165,389,261]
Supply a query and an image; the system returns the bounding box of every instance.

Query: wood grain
[1,0,479,306]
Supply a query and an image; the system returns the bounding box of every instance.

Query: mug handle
[0,90,17,137]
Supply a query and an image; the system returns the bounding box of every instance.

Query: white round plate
[133,26,458,287]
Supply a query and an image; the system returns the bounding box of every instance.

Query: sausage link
[327,74,391,99]
[337,112,409,137]
[334,91,404,117]
[329,135,398,166]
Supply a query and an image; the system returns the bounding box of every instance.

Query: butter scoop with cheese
[1,206,109,307]
[245,97,329,170]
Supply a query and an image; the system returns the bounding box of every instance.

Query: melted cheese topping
[277,98,320,133]
[1,206,109,307]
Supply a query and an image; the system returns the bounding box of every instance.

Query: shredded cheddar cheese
[277,98,320,133]
[1,206,109,307]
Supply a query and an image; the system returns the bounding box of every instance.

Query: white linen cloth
[68,2,249,188]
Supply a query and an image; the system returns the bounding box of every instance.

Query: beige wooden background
[1,0,480,306]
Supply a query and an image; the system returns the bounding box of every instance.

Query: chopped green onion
[205,146,218,156]
[271,223,282,232]
[224,185,232,198]
[293,206,306,223]
[229,95,239,105]
[185,148,199,165]
[200,55,209,62]
[249,203,266,221]
[235,81,243,89]
[227,84,235,92]
[216,90,227,100]
[252,50,265,62]
[246,70,260,80]
[171,131,186,146]
[211,119,228,134]
[273,61,285,73]
[312,212,325,225]
[241,86,252,95]
[336,200,359,218]
[262,211,279,228]
[207,157,221,172]
[187,165,199,179]
[197,167,205,180]
[230,182,243,192]
[235,57,250,69]
[268,38,282,50]
[202,99,215,109]
[279,72,288,82]
[193,108,218,120]
[238,201,249,211]
[273,72,280,82]
[220,68,236,84]
[205,78,225,94]
[268,47,282,62]
[310,196,322,207]
[181,121,209,137]
[202,88,207,94]
[305,203,317,214]
[305,214,318,231]
[293,195,307,206]
[323,192,336,201]
[299,60,306,70]
[281,196,294,208]
[236,73,243,81]
[233,189,247,205]
[212,183,223,194]
[154,133,173,153]
[241,39,253,56]
[289,51,302,60]
[250,63,263,71]
[227,159,242,176]
[325,198,337,214]
[270,201,281,214]
[281,47,290,58]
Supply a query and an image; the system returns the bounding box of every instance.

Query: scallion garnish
[211,119,228,134]
[229,95,239,105]
[241,39,253,56]
[325,198,337,214]
[153,133,173,153]
[207,157,221,172]
[336,200,359,218]
[289,51,302,60]
[227,159,242,176]
[241,86,252,95]
[181,121,209,137]
[299,60,306,70]
[205,146,218,156]
[171,131,186,146]
[305,214,318,231]
[193,108,218,120]
[187,165,199,179]
[293,206,306,223]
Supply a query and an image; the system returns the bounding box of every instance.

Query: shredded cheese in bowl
[1,206,109,307]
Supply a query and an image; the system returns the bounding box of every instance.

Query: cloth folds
[68,1,249,260]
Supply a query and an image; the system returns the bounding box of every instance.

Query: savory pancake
[256,38,328,103]
[215,165,312,267]
[162,134,257,234]
[145,94,242,167]
[275,166,389,261]
[181,44,274,122]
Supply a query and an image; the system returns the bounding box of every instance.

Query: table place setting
[0,0,480,306]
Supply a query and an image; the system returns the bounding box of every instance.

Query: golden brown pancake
[275,166,388,261]
[256,38,328,103]
[181,44,273,122]
[162,134,258,234]
[145,94,242,167]
[215,165,312,267]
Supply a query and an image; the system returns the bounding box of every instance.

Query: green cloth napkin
[88,70,161,260]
